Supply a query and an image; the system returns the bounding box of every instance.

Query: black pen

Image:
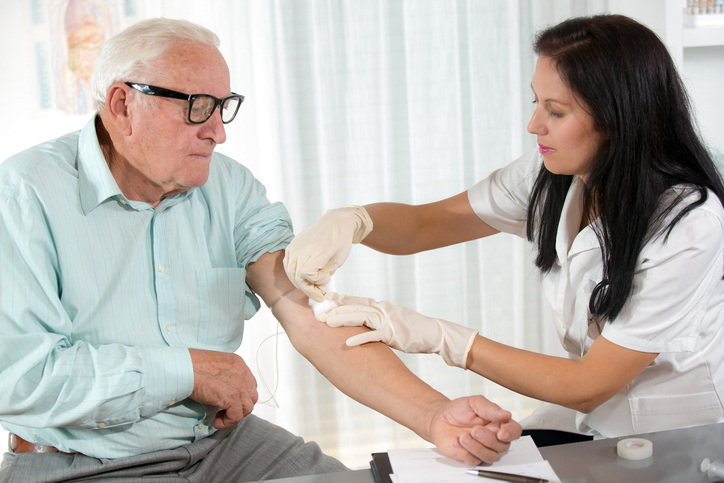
[466,469,549,483]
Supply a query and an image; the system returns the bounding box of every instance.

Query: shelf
[681,13,724,47]
[683,26,724,46]
[683,14,724,28]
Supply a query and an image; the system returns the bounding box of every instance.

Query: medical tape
[617,438,653,460]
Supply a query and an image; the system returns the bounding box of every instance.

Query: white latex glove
[317,293,478,369]
[283,206,373,302]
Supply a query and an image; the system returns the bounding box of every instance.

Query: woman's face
[527,55,607,181]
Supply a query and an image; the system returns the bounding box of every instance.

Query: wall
[0,3,93,163]
[683,45,724,159]
[601,0,724,157]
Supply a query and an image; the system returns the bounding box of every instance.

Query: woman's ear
[104,82,133,135]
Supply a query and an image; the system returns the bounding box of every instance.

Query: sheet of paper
[391,460,560,483]
[387,436,561,483]
[388,435,542,472]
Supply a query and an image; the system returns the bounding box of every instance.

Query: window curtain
[0,0,614,468]
[197,0,552,468]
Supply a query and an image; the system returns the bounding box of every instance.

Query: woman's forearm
[363,193,498,255]
[466,335,657,413]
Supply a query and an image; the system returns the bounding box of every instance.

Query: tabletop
[252,422,724,483]
[539,422,724,482]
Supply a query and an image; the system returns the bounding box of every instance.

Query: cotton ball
[309,298,338,321]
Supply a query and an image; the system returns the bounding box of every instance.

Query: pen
[466,469,549,483]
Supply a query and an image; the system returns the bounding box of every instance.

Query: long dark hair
[525,14,724,322]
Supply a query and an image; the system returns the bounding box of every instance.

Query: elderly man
[0,18,520,482]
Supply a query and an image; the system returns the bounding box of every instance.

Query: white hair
[90,18,220,112]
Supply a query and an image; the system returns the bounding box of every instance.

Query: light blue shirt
[0,117,293,458]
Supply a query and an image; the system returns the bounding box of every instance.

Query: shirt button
[197,423,203,430]
[98,422,106,429]
[168,399,176,406]
[157,264,164,273]
[166,324,172,332]
[120,199,127,205]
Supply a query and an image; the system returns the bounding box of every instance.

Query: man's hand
[188,349,258,429]
[427,396,522,465]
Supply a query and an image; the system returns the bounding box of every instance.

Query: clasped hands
[426,396,521,465]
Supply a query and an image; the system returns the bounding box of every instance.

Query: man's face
[121,43,231,201]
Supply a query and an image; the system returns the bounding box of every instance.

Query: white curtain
[208,0,551,468]
[135,1,552,469]
[0,0,617,469]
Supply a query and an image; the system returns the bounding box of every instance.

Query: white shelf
[683,13,724,28]
[683,26,724,46]
[665,1,724,60]
[682,13,724,47]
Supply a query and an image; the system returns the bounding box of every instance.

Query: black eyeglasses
[125,82,244,124]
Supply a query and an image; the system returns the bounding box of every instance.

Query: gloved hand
[283,206,373,302]
[317,293,478,369]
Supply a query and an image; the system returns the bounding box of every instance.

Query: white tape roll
[617,438,653,460]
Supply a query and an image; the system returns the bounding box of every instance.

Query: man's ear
[104,82,133,135]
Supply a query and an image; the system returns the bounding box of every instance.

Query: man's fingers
[471,425,513,455]
[468,398,514,425]
[458,428,509,465]
[189,350,260,430]
[497,421,521,442]
[213,387,258,430]
[449,426,512,465]
[213,409,236,430]
[248,386,260,406]
[450,433,499,466]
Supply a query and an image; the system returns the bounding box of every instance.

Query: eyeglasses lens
[221,98,241,123]
[188,95,241,124]
[189,96,215,123]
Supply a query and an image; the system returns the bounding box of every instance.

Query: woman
[283,14,724,445]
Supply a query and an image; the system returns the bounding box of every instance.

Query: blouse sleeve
[467,149,542,238]
[602,191,724,353]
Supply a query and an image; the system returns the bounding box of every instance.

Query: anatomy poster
[32,0,137,115]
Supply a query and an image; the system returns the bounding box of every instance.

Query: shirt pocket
[195,268,247,351]
[630,391,723,434]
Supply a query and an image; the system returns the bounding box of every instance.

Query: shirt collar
[556,176,601,260]
[77,116,125,215]
[77,116,195,214]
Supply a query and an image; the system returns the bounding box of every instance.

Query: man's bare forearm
[247,251,448,440]
[247,250,521,465]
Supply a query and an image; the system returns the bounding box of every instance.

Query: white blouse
[468,149,724,437]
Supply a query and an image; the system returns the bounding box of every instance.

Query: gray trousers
[0,415,348,482]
